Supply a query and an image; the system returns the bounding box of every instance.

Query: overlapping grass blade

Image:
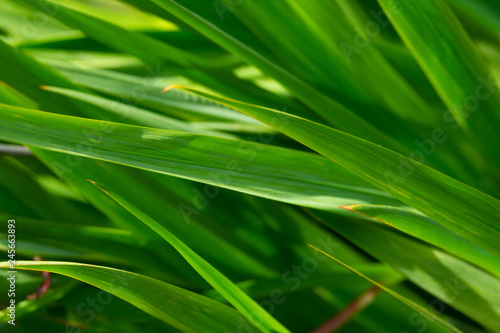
[0,103,401,211]
[1,1,499,331]
[172,87,500,257]
[141,0,408,151]
[0,41,283,281]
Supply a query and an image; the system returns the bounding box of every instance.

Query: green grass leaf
[19,0,283,108]
[0,261,253,332]
[0,103,400,211]
[342,205,500,278]
[312,210,500,332]
[40,85,235,138]
[173,87,500,257]
[88,180,290,333]
[145,0,408,152]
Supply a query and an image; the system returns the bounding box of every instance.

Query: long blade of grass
[0,261,253,332]
[172,87,500,257]
[0,103,401,211]
[88,180,290,333]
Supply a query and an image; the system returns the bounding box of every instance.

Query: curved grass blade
[170,87,500,257]
[0,261,253,332]
[17,0,206,69]
[88,180,290,333]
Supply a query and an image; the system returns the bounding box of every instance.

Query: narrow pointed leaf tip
[339,205,360,212]
[162,84,184,93]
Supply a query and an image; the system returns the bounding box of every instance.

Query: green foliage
[0,0,499,332]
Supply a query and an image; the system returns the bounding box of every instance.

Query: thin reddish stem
[26,256,52,300]
[311,285,382,333]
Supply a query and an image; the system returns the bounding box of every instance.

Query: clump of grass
[1,0,500,332]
